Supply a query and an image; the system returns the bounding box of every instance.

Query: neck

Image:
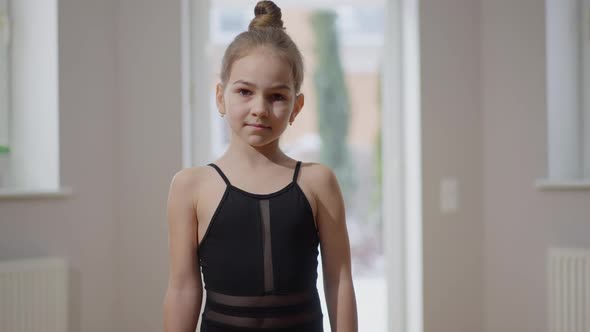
[223,134,288,168]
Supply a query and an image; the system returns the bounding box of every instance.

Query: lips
[248,123,270,129]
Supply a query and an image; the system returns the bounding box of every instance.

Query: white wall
[482,0,590,331]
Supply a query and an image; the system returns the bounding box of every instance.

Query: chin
[245,136,279,146]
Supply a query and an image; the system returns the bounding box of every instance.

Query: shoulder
[169,165,208,187]
[299,161,342,205]
[300,162,338,189]
[167,165,214,207]
[299,162,346,235]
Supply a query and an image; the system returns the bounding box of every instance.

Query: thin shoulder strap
[292,161,302,182]
[207,163,231,186]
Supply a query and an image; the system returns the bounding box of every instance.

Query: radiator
[0,257,68,332]
[548,248,590,332]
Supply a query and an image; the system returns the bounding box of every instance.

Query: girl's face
[216,47,304,147]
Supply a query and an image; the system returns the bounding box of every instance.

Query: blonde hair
[220,0,304,94]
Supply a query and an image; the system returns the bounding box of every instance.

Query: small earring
[220,113,225,117]
[289,121,293,126]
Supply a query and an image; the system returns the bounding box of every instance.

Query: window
[336,6,384,46]
[210,7,249,45]
[583,0,590,179]
[0,0,66,196]
[541,0,590,188]
[0,0,9,186]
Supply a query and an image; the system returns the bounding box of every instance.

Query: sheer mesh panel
[204,289,322,328]
[207,289,315,307]
[259,199,274,293]
[204,308,321,328]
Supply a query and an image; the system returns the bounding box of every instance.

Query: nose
[251,95,270,117]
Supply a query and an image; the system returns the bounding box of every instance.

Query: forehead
[229,48,294,89]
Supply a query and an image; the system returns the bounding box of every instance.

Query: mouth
[247,123,271,129]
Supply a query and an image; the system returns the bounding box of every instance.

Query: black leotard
[197,161,324,331]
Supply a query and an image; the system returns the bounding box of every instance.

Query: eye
[237,89,252,96]
[270,93,286,102]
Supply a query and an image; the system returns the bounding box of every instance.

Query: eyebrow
[232,80,292,91]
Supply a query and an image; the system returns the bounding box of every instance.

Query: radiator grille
[0,257,68,332]
[548,248,590,332]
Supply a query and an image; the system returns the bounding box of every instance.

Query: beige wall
[482,0,590,331]
[0,0,182,331]
[115,0,183,330]
[420,0,484,332]
[0,0,118,331]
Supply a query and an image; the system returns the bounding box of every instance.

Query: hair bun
[248,1,284,31]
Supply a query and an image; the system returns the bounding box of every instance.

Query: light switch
[440,177,458,214]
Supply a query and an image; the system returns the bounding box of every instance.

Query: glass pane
[0,0,11,187]
[207,2,386,330]
[584,0,590,169]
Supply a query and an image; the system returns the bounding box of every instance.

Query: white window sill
[0,187,72,199]
[535,179,590,191]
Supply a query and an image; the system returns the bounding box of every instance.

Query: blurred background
[1,0,590,331]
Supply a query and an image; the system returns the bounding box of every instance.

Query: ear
[216,83,225,115]
[290,93,305,122]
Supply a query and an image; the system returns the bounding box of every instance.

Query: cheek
[273,101,293,113]
[225,98,249,115]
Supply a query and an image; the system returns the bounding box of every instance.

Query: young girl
[163,1,358,331]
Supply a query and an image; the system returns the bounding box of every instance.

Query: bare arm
[163,169,203,332]
[314,165,358,332]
